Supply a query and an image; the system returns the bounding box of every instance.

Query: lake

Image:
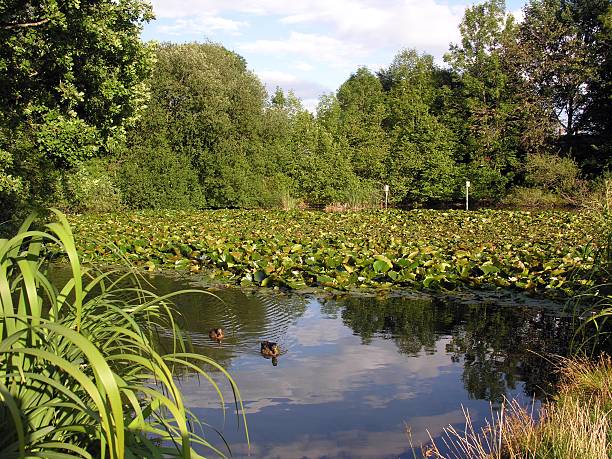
[144,273,574,459]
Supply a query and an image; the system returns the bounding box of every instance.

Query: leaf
[373,256,393,273]
[480,263,500,275]
[254,270,266,283]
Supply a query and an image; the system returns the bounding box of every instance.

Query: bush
[525,153,580,194]
[116,144,206,210]
[60,159,123,213]
[460,162,511,202]
[503,186,568,209]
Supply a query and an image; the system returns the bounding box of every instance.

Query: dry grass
[323,201,379,212]
[413,355,611,459]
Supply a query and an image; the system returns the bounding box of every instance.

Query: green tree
[129,42,268,207]
[444,0,523,198]
[513,0,612,172]
[336,67,389,182]
[115,143,205,210]
[382,50,459,204]
[0,0,154,218]
[287,107,364,205]
[259,88,305,204]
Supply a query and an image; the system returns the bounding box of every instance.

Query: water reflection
[137,274,573,459]
[50,267,575,459]
[328,296,572,403]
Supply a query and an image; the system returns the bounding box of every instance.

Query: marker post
[384,184,389,209]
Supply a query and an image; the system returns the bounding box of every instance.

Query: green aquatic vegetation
[67,209,598,295]
[0,211,248,457]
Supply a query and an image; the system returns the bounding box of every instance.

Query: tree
[515,0,589,137]
[381,49,459,204]
[444,0,524,198]
[0,0,154,158]
[130,42,268,208]
[336,67,389,182]
[509,0,612,173]
[0,0,154,218]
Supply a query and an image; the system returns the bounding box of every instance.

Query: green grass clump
[0,210,248,458]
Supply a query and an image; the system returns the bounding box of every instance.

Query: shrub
[61,159,123,213]
[502,186,568,209]
[116,144,206,210]
[460,162,511,202]
[525,153,580,194]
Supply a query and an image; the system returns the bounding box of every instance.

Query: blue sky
[142,0,526,111]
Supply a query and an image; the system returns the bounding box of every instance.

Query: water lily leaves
[67,209,597,295]
[253,270,266,283]
[396,258,411,268]
[373,255,393,273]
[143,261,156,272]
[480,262,500,275]
[174,259,189,269]
[317,274,336,286]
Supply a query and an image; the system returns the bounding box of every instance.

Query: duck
[260,340,280,357]
[208,328,224,342]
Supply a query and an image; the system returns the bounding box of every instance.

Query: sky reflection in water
[149,275,571,459]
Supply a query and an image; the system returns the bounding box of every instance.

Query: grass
[416,355,611,459]
[0,210,248,458]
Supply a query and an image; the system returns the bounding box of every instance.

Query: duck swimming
[260,340,280,357]
[208,328,224,341]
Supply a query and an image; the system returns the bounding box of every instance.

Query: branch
[1,18,50,29]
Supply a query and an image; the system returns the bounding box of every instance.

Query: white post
[383,184,389,209]
[465,180,471,211]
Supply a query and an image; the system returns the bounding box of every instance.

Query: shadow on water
[48,266,576,459]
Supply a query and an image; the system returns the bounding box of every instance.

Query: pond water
[144,273,575,459]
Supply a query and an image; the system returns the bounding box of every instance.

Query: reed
[0,210,248,458]
[416,356,611,459]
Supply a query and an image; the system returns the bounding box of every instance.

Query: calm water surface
[144,274,574,459]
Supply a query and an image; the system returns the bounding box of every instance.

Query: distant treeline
[1,0,611,219]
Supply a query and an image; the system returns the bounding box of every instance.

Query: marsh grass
[415,356,611,459]
[570,232,612,354]
[0,210,248,458]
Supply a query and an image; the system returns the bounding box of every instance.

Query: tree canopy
[1,0,610,216]
[0,0,154,219]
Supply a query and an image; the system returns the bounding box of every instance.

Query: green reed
[0,210,248,458]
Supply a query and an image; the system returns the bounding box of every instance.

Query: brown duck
[208,328,224,342]
[260,340,280,357]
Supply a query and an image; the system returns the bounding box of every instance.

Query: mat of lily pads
[68,209,599,295]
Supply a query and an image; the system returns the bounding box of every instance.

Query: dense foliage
[0,0,154,221]
[1,0,610,215]
[68,209,597,294]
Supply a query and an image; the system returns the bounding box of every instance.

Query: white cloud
[301,98,320,114]
[510,8,525,23]
[156,15,248,36]
[257,70,300,84]
[151,0,465,54]
[215,411,468,459]
[292,61,314,72]
[257,70,329,96]
[239,32,368,68]
[180,336,455,412]
[147,0,472,103]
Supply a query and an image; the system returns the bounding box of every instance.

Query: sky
[142,0,526,112]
